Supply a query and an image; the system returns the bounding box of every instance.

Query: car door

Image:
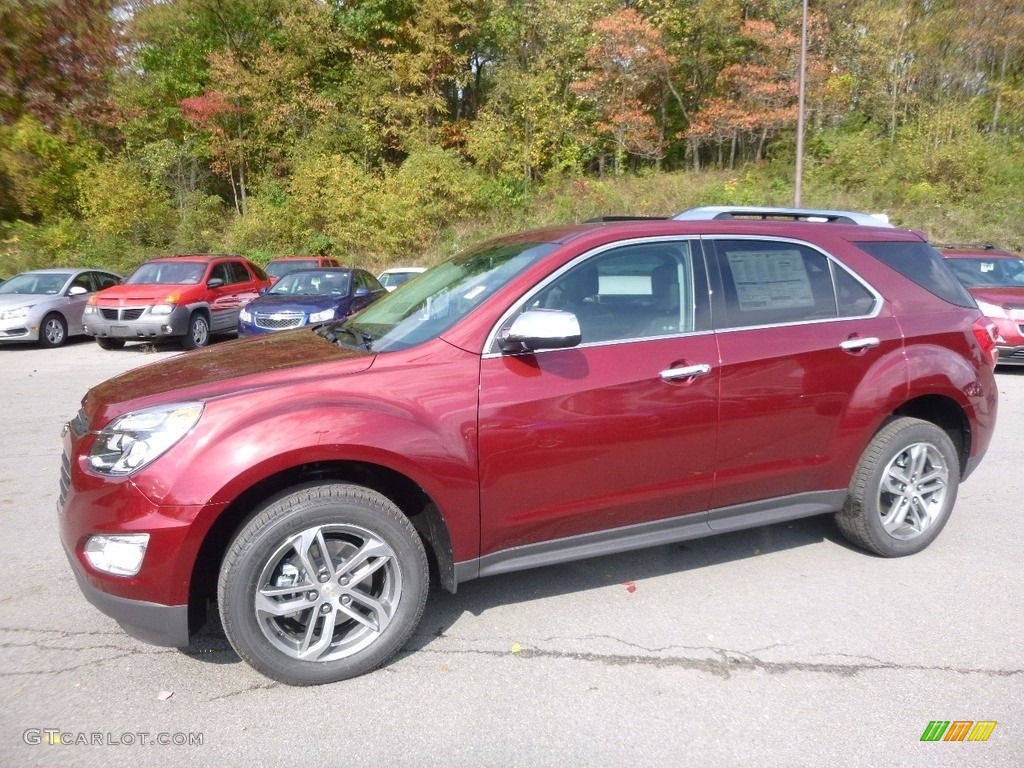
[477,238,721,566]
[704,237,905,530]
[63,272,96,334]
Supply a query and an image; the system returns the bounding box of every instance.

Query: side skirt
[453,490,847,586]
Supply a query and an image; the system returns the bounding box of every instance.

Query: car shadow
[179,513,849,668]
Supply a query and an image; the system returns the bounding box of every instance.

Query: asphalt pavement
[1,336,1021,767]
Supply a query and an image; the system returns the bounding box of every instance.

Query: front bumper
[60,427,205,647]
[83,305,191,340]
[64,547,190,646]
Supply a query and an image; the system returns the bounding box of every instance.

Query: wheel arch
[889,394,971,477]
[186,459,456,635]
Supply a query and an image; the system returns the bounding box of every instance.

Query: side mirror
[258,287,268,295]
[67,286,89,296]
[354,286,371,297]
[498,309,582,353]
[207,277,225,289]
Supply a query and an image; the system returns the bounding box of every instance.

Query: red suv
[264,255,341,284]
[940,244,1024,366]
[60,217,998,685]
[83,254,271,350]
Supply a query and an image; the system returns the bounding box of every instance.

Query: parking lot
[1,336,1021,767]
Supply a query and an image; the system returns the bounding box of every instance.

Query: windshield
[271,270,350,296]
[380,271,419,288]
[266,259,318,278]
[946,257,1024,288]
[319,240,557,352]
[126,261,206,285]
[0,273,72,295]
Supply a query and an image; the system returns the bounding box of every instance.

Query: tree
[572,7,677,173]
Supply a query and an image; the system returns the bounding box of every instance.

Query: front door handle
[660,363,712,380]
[840,337,880,352]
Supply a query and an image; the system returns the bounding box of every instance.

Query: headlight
[88,402,204,475]
[84,534,150,576]
[239,308,252,322]
[150,304,175,316]
[0,305,30,321]
[976,300,1009,319]
[83,305,97,315]
[309,308,335,323]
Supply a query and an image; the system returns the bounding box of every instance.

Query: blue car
[238,268,386,336]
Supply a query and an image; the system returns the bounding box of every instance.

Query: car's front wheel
[218,483,429,685]
[836,417,959,557]
[39,313,67,348]
[182,312,209,350]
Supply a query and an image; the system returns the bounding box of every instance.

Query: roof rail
[672,206,894,227]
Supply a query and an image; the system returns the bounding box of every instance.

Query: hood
[93,284,191,304]
[84,328,373,427]
[248,294,345,312]
[969,286,1024,308]
[0,294,45,308]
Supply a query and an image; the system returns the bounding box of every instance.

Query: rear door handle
[660,363,712,380]
[840,337,880,352]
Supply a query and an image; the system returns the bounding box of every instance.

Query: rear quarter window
[855,241,976,308]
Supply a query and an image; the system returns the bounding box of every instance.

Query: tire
[835,417,959,557]
[96,337,125,350]
[182,312,210,350]
[39,313,67,348]
[218,483,429,685]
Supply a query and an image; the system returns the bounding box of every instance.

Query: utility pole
[794,0,809,207]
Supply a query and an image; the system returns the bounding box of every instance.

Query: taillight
[972,317,999,367]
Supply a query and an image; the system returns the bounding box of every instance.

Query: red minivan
[60,215,998,685]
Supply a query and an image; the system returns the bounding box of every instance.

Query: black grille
[255,312,304,330]
[99,307,146,321]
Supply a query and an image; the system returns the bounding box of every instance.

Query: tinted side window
[834,266,876,318]
[95,272,119,289]
[209,263,231,284]
[528,240,700,344]
[70,273,95,292]
[712,239,839,329]
[855,241,975,308]
[225,261,250,284]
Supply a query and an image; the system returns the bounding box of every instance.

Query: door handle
[840,337,880,352]
[660,363,711,380]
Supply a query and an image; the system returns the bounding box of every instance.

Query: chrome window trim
[702,234,884,332]
[482,235,705,358]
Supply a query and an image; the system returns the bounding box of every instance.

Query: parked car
[264,255,341,284]
[377,266,426,291]
[82,254,270,350]
[238,268,386,336]
[60,214,998,686]
[0,268,121,348]
[941,244,1024,366]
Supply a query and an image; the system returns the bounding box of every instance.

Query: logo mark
[920,721,997,742]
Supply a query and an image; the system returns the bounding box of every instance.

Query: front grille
[255,312,304,330]
[59,450,71,510]
[99,307,146,321]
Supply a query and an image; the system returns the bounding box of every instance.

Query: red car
[264,255,341,284]
[941,244,1024,366]
[61,217,998,685]
[83,254,271,350]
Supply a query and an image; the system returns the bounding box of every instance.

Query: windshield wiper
[315,323,373,350]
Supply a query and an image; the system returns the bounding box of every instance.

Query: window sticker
[725,249,814,311]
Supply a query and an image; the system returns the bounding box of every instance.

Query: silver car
[0,268,122,348]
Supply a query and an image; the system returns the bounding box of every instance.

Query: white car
[377,267,426,292]
[0,268,121,348]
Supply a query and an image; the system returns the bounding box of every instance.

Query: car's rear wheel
[96,337,125,350]
[39,313,67,348]
[836,417,959,557]
[218,483,429,685]
[182,312,209,350]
